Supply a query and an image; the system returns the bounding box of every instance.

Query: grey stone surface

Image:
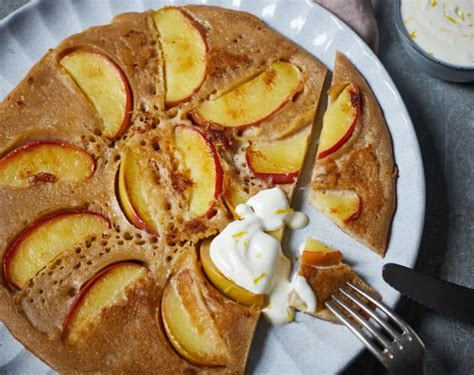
[0,1,473,374]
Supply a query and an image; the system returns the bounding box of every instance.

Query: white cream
[291,275,317,314]
[401,0,473,66]
[210,187,308,324]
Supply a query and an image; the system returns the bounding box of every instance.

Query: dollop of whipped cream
[210,187,309,324]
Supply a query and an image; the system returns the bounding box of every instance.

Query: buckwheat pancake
[0,5,326,374]
[310,52,397,256]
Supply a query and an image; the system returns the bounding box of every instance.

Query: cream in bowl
[401,0,473,67]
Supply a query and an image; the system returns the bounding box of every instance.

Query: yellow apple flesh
[63,262,147,343]
[153,8,207,107]
[200,239,266,308]
[60,49,132,138]
[117,147,159,235]
[222,178,250,219]
[193,61,302,128]
[311,189,361,225]
[0,141,95,188]
[301,237,343,266]
[317,83,360,159]
[161,268,230,366]
[174,126,223,217]
[246,125,311,184]
[3,211,110,290]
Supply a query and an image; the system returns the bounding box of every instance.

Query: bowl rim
[393,0,474,72]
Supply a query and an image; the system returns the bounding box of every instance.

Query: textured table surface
[1,1,473,374]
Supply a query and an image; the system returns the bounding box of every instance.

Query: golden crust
[0,6,327,374]
[310,52,397,256]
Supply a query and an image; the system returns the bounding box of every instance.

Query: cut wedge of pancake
[289,237,380,322]
[310,52,397,256]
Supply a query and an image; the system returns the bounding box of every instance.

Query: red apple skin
[343,195,362,224]
[164,9,209,108]
[317,84,361,160]
[175,125,224,217]
[61,262,140,339]
[0,140,96,178]
[60,48,133,139]
[2,211,110,290]
[245,152,299,185]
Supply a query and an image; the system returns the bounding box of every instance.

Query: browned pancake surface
[311,52,397,256]
[0,6,326,374]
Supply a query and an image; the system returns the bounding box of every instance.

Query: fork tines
[325,282,424,366]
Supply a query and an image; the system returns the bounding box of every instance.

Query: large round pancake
[0,6,326,374]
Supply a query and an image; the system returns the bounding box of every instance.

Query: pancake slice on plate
[289,237,380,323]
[310,52,397,256]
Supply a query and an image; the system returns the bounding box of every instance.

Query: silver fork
[326,282,425,374]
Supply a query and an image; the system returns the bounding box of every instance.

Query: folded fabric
[315,0,379,52]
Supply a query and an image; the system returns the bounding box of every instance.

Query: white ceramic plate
[0,0,425,373]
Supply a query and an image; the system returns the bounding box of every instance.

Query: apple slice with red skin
[0,141,95,188]
[153,8,208,107]
[192,61,302,129]
[3,211,110,290]
[246,126,311,184]
[301,237,343,267]
[311,189,362,224]
[161,267,230,366]
[317,83,360,159]
[62,262,147,343]
[60,49,132,139]
[117,147,159,235]
[174,126,223,217]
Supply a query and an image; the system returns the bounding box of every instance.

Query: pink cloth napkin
[315,0,379,52]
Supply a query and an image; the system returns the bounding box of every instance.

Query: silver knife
[382,263,474,324]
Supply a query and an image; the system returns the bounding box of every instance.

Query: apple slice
[311,189,361,224]
[174,126,223,217]
[60,49,132,138]
[317,83,360,159]
[153,8,207,107]
[161,268,230,366]
[246,125,311,184]
[0,141,95,188]
[301,237,343,267]
[200,239,266,308]
[3,211,110,290]
[117,147,158,235]
[192,61,302,128]
[62,262,147,343]
[222,178,250,219]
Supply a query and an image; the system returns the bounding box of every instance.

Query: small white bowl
[393,0,474,83]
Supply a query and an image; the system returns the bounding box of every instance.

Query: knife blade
[382,263,474,324]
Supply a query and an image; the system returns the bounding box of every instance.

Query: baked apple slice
[153,8,207,107]
[3,211,110,290]
[161,268,230,366]
[301,237,343,267]
[200,239,266,308]
[317,83,360,159]
[0,141,95,188]
[246,125,311,184]
[62,262,147,343]
[60,49,132,138]
[311,189,361,224]
[174,126,223,217]
[117,147,159,235]
[192,61,302,128]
